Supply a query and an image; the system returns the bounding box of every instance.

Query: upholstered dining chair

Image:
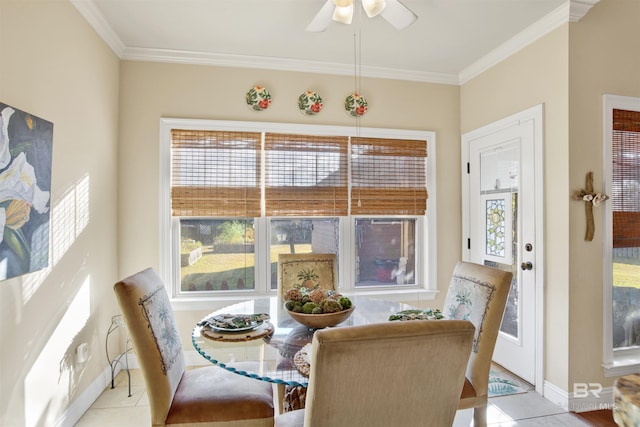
[113,268,275,427]
[444,261,513,427]
[275,319,475,427]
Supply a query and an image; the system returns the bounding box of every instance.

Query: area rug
[487,369,531,397]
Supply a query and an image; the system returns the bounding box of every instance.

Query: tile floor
[75,368,596,426]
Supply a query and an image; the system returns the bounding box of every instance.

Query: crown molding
[458,2,570,84]
[121,47,460,85]
[67,0,458,85]
[71,0,125,57]
[569,0,600,22]
[458,0,599,84]
[73,0,598,87]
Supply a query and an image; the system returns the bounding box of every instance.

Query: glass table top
[192,295,417,387]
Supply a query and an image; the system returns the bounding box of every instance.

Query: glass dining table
[191,295,418,388]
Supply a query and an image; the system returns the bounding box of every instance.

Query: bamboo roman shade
[264,133,348,216]
[612,109,640,248]
[350,137,428,215]
[171,129,428,218]
[171,129,262,218]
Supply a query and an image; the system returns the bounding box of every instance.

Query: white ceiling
[72,0,599,85]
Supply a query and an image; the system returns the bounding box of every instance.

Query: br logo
[573,383,603,398]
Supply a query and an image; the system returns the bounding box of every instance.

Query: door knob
[521,261,533,271]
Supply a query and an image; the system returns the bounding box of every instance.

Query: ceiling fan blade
[306,0,336,32]
[380,0,417,30]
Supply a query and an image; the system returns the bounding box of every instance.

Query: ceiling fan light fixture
[332,3,354,24]
[307,0,416,32]
[361,0,386,18]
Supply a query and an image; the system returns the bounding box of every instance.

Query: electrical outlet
[76,343,89,364]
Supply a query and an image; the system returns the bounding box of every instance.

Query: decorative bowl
[285,306,355,329]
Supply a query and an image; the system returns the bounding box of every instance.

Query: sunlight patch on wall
[19,268,51,321]
[24,275,91,427]
[74,174,90,233]
[21,175,90,303]
[52,174,90,266]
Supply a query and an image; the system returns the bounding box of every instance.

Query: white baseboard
[55,350,213,426]
[543,380,569,410]
[569,386,615,413]
[55,363,123,427]
[544,379,615,413]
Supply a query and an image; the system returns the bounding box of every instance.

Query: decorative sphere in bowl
[285,306,355,329]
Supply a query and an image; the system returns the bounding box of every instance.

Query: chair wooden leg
[275,384,285,416]
[473,405,487,427]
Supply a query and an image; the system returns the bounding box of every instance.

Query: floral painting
[0,102,52,280]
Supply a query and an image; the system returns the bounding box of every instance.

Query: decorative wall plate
[345,92,368,117]
[298,91,323,115]
[246,85,272,111]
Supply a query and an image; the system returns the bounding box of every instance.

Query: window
[603,95,640,375]
[350,137,426,288]
[159,120,436,308]
[179,218,255,291]
[354,218,417,286]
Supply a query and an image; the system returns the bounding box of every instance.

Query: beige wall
[117,60,461,338]
[460,26,571,389]
[568,0,640,387]
[0,1,120,425]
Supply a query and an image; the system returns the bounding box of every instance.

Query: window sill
[603,354,640,377]
[170,293,271,312]
[346,288,438,302]
[170,289,438,312]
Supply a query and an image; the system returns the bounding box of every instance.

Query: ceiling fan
[306,0,417,32]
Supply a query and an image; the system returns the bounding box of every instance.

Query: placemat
[293,343,312,377]
[201,322,274,342]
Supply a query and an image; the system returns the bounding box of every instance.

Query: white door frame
[461,104,545,393]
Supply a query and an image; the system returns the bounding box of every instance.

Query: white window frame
[159,118,438,311]
[602,94,640,376]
